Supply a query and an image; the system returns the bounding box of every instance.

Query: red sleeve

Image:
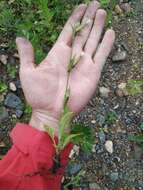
[0,123,73,190]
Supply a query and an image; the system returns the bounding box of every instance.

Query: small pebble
[105,140,113,154]
[13,53,19,58]
[4,93,23,110]
[110,172,119,182]
[0,54,8,65]
[99,131,106,143]
[15,109,23,118]
[0,106,9,122]
[68,163,82,175]
[116,82,129,96]
[0,94,4,102]
[9,82,17,92]
[115,4,123,15]
[118,82,126,89]
[92,144,96,153]
[120,3,132,13]
[112,49,127,62]
[99,87,110,98]
[91,120,96,124]
[89,182,101,190]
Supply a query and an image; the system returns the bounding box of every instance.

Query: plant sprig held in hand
[44,19,94,173]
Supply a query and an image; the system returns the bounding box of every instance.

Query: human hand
[16,1,115,134]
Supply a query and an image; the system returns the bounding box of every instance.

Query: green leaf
[126,80,143,95]
[44,125,55,142]
[71,124,95,153]
[61,134,81,149]
[129,135,143,143]
[0,82,7,93]
[59,111,74,140]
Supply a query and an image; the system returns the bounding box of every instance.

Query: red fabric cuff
[10,123,73,172]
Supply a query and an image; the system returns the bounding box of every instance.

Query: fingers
[93,29,115,70]
[71,1,100,58]
[16,37,35,69]
[84,9,107,56]
[57,4,87,45]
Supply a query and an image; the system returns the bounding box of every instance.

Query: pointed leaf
[129,135,143,143]
[62,134,81,149]
[44,125,55,142]
[59,111,74,140]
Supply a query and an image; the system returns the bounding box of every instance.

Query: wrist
[29,110,59,136]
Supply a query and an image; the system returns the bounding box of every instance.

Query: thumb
[16,37,35,68]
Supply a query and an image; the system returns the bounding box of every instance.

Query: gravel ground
[0,0,143,189]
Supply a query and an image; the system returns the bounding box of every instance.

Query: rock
[15,109,23,118]
[0,54,8,65]
[13,53,19,58]
[105,140,113,154]
[15,80,22,89]
[69,145,80,158]
[115,4,123,15]
[99,131,106,143]
[110,172,119,182]
[0,106,9,122]
[118,82,126,89]
[99,87,110,98]
[68,163,82,175]
[112,49,127,62]
[4,93,23,110]
[91,120,96,124]
[81,182,89,190]
[116,82,129,96]
[9,82,17,91]
[92,144,96,153]
[89,182,101,190]
[0,94,4,102]
[115,88,124,97]
[120,3,132,13]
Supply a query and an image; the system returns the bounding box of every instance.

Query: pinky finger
[93,29,115,71]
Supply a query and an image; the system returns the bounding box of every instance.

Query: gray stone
[15,80,22,89]
[0,54,8,65]
[9,82,17,91]
[105,140,113,154]
[0,106,9,122]
[110,172,119,182]
[4,93,23,109]
[99,87,110,98]
[15,109,23,118]
[112,50,127,62]
[68,163,82,175]
[81,182,89,190]
[89,183,101,190]
[120,3,132,13]
[99,131,106,143]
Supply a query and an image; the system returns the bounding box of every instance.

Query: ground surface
[0,0,143,190]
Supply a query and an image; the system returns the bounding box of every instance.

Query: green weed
[0,82,8,93]
[99,0,117,27]
[126,79,143,95]
[105,111,118,125]
[6,65,17,79]
[129,123,143,149]
[24,104,32,115]
[63,170,85,190]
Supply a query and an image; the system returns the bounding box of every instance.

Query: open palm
[16,1,115,132]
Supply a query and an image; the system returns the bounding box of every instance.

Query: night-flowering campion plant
[44,19,94,172]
